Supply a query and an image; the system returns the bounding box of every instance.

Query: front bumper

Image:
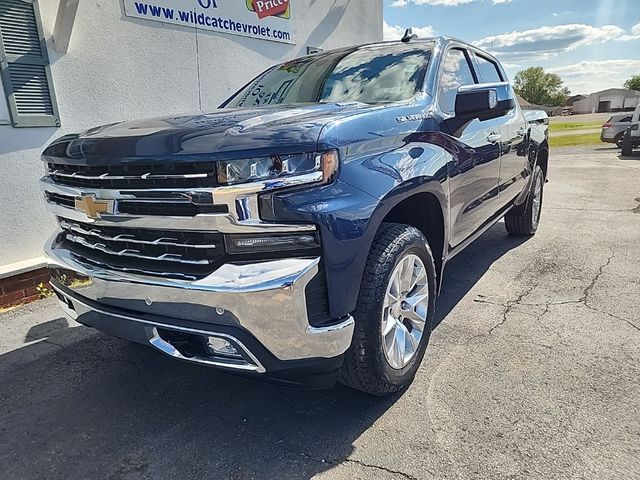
[45,234,354,384]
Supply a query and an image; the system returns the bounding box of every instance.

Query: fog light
[207,337,241,358]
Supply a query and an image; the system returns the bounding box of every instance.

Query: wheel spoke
[393,325,406,367]
[380,253,430,370]
[382,313,396,336]
[405,327,419,355]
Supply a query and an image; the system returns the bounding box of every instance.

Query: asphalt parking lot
[1,145,639,480]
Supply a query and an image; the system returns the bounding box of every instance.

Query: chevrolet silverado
[41,36,549,395]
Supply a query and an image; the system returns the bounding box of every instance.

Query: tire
[615,133,625,149]
[338,223,437,396]
[622,130,633,156]
[505,165,544,236]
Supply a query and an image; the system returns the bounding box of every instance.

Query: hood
[43,103,378,165]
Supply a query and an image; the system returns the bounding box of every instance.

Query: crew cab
[40,37,549,395]
[621,105,640,156]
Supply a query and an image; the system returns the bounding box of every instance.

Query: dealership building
[0,0,382,304]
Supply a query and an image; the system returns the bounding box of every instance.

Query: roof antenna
[401,28,417,43]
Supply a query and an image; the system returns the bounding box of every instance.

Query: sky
[383,0,640,95]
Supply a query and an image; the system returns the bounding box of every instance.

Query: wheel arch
[371,182,449,292]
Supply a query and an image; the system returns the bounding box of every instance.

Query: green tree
[513,67,570,107]
[624,75,640,91]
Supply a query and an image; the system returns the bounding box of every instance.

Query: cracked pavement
[1,145,639,479]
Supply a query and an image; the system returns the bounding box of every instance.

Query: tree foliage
[624,75,640,91]
[513,67,570,107]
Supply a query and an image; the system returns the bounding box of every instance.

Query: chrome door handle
[487,132,501,143]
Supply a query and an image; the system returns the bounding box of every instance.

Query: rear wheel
[338,223,437,396]
[622,130,634,156]
[615,133,625,149]
[505,165,544,236]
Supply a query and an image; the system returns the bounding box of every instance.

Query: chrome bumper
[45,234,354,369]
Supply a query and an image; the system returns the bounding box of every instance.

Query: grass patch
[549,132,602,148]
[548,121,603,132]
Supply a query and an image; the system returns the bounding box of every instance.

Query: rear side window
[620,116,632,123]
[439,49,476,113]
[474,53,503,83]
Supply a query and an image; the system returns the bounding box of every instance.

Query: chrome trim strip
[71,254,199,281]
[60,220,219,249]
[65,233,211,265]
[40,176,317,233]
[45,237,355,361]
[49,170,211,181]
[51,284,266,373]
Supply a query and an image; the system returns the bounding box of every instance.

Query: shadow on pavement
[0,224,527,479]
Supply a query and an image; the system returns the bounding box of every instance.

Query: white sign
[124,0,295,44]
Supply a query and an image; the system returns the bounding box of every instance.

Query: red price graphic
[251,0,289,19]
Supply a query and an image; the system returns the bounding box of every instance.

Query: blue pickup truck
[41,36,549,395]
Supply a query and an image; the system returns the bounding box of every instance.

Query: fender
[266,138,451,319]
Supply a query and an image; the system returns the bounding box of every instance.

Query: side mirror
[455,83,515,121]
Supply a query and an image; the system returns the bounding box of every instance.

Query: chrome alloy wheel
[531,172,543,230]
[381,254,429,370]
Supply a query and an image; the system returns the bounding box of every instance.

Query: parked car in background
[601,113,633,148]
[40,37,550,395]
[621,105,640,155]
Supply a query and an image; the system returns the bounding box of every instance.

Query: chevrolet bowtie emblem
[74,195,112,219]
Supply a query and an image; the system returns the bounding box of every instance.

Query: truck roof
[311,36,501,65]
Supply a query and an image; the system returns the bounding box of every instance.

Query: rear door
[473,52,528,210]
[438,48,502,248]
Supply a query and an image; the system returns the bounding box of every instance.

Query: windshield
[225,44,431,108]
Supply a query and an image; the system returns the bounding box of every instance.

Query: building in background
[0,0,382,305]
[572,88,640,114]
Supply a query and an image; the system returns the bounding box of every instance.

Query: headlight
[217,151,338,186]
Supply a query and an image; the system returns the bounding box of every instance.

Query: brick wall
[0,268,51,309]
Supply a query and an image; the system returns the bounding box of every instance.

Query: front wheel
[338,223,437,396]
[505,165,544,236]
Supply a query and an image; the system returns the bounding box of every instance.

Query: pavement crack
[467,285,537,344]
[580,253,616,304]
[547,207,628,213]
[583,303,640,333]
[340,458,422,480]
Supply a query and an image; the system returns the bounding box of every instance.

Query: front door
[437,48,501,249]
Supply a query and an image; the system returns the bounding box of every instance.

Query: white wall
[0,0,382,270]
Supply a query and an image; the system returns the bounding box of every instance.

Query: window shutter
[0,0,60,127]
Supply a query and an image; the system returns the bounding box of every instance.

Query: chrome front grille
[58,220,225,280]
[46,161,218,189]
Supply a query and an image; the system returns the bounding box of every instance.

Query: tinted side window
[474,54,503,83]
[439,49,476,113]
[620,116,632,123]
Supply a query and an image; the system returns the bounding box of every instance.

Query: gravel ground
[1,145,639,480]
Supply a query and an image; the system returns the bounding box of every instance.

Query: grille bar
[45,162,218,189]
[59,220,219,249]
[65,233,212,266]
[49,170,210,181]
[70,255,199,281]
[45,191,228,217]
